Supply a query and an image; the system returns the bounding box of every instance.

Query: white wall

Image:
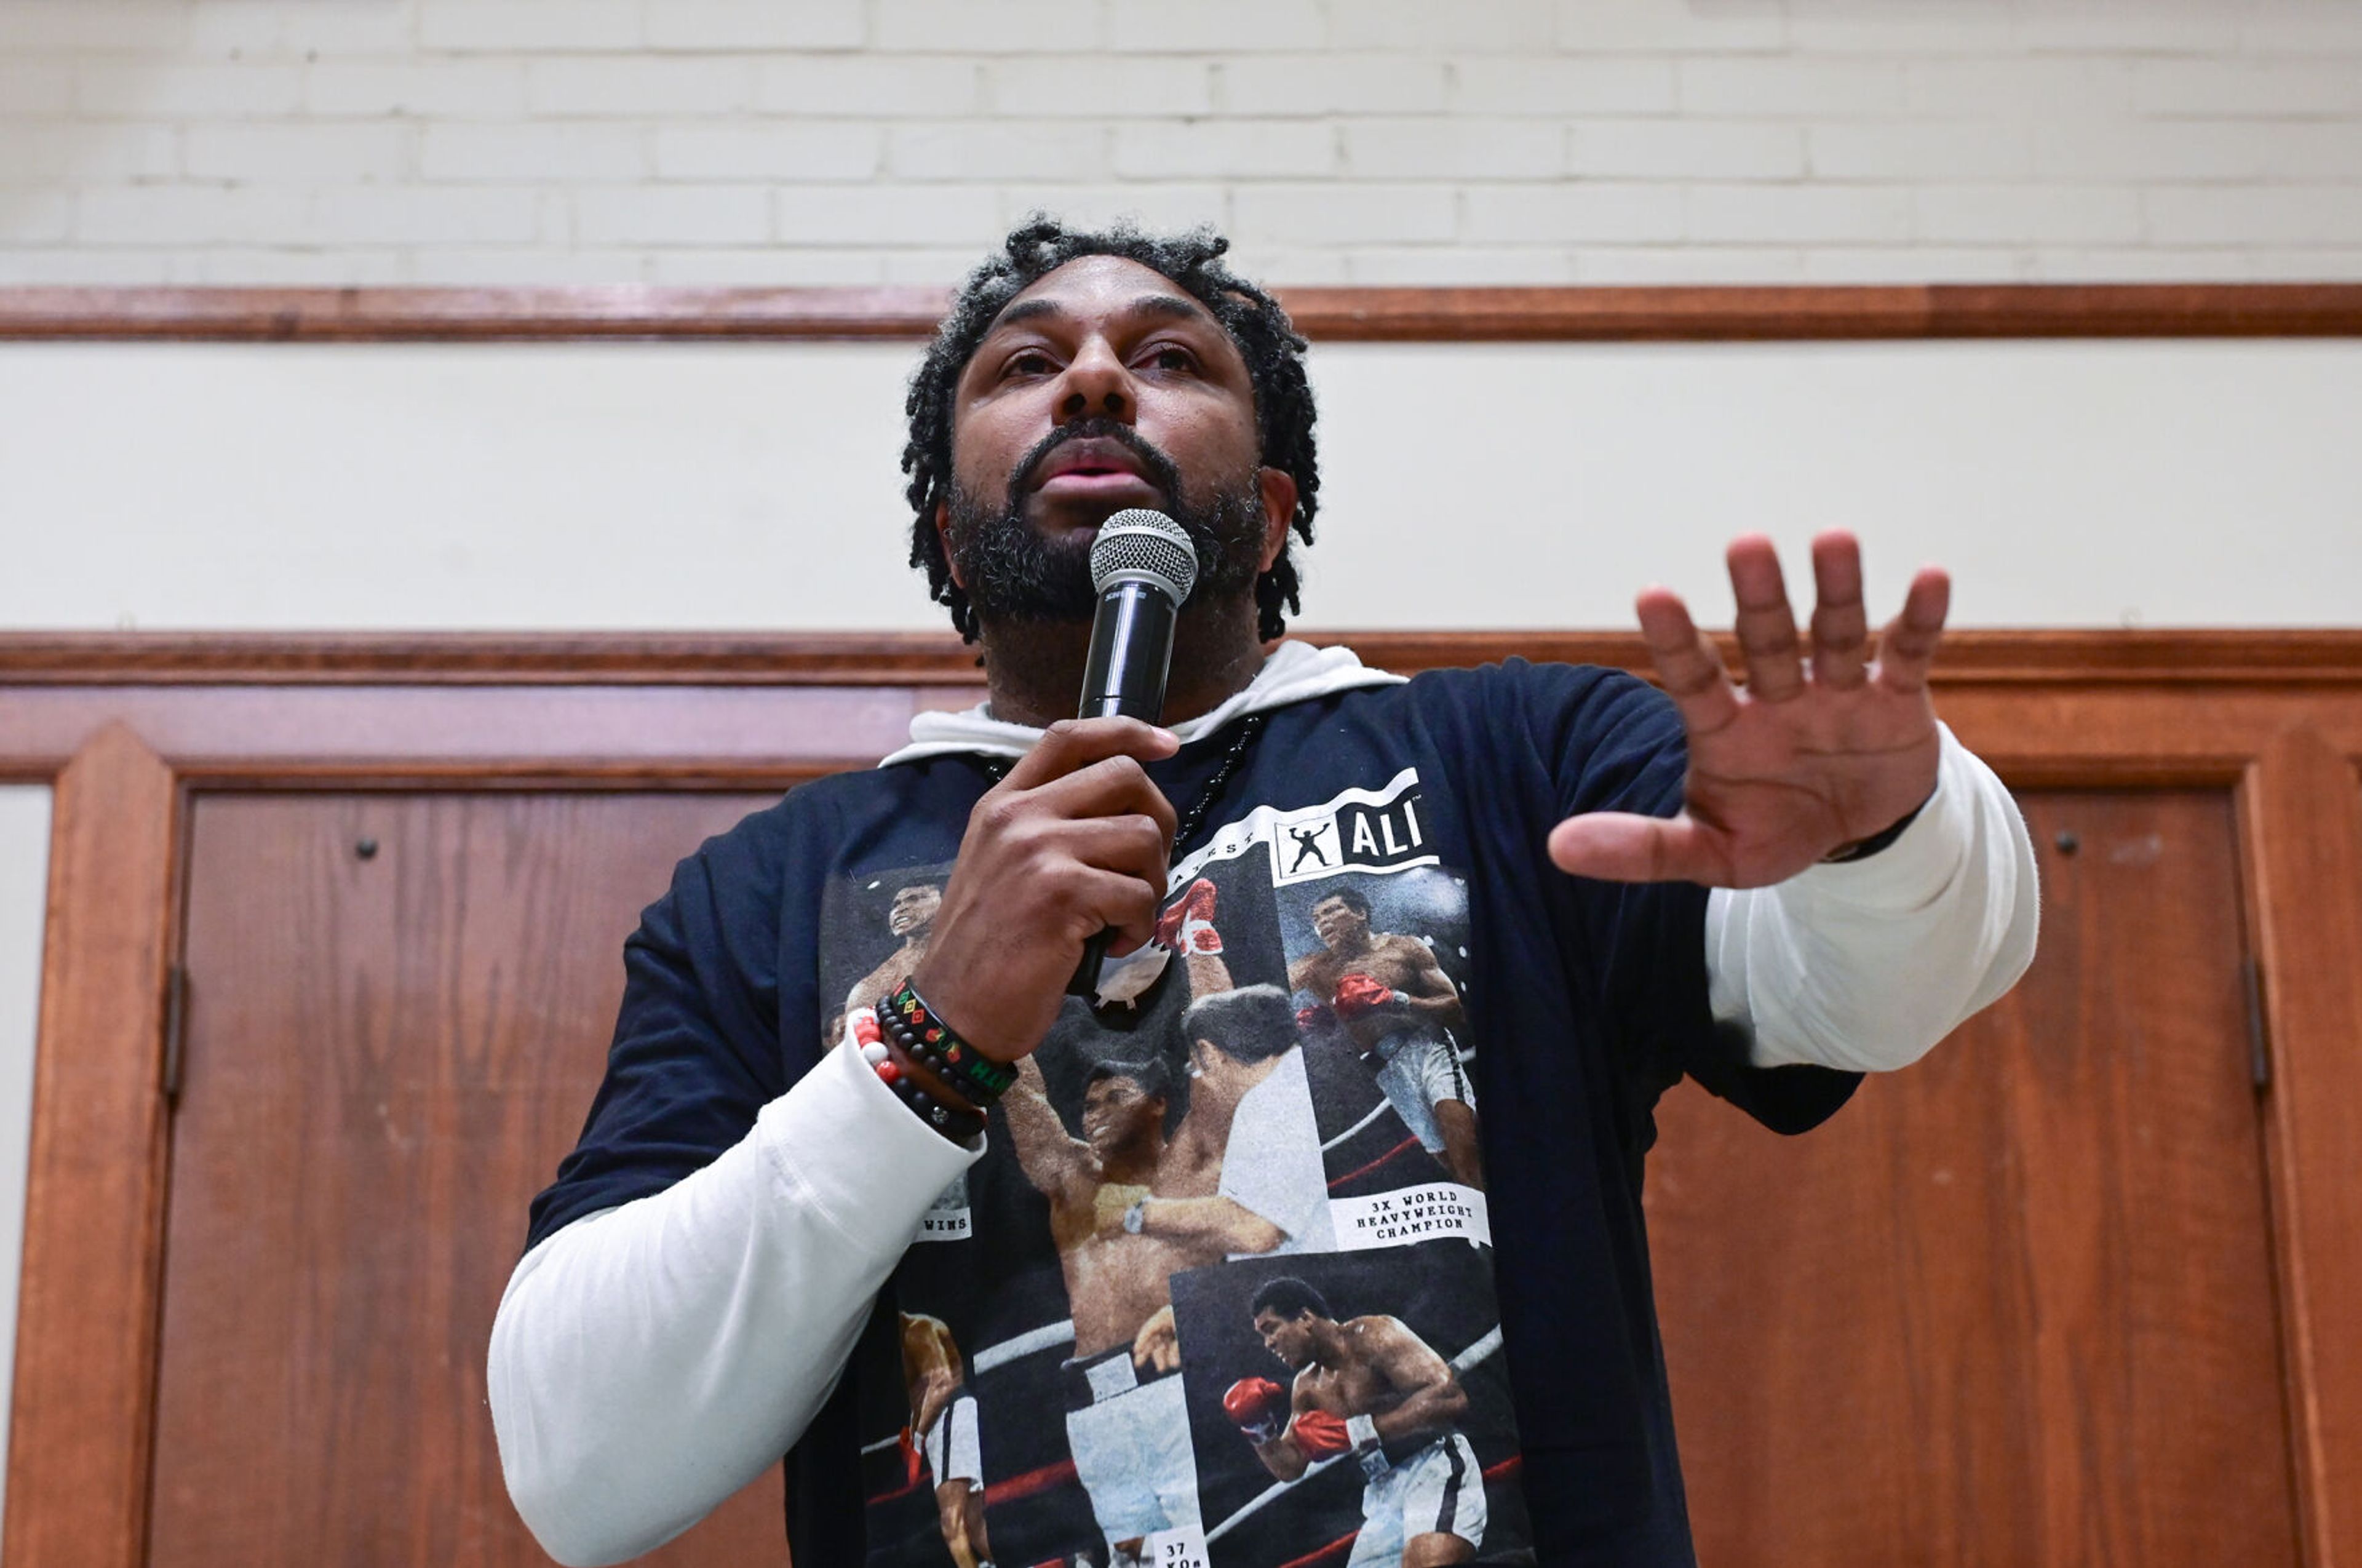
[3,0,2361,286]
[0,787,53,1527]
[4,336,2358,632]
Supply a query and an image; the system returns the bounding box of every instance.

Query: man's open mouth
[1029,436,1160,499]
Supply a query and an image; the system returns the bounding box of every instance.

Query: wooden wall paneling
[0,681,2355,790]
[4,283,2361,343]
[1647,790,2299,1567]
[2,635,2360,1565]
[2239,726,2362,1568]
[6,627,2362,686]
[4,725,180,1568]
[2,632,2361,787]
[0,684,928,781]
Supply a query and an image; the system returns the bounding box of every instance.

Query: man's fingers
[1065,866,1163,958]
[1636,589,1741,738]
[1025,754,1180,843]
[1001,716,1178,792]
[1874,567,1952,695]
[1546,811,1719,885]
[1056,813,1171,888]
[1808,530,1870,691]
[1727,535,1806,703]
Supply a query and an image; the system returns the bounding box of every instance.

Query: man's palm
[1548,531,1948,889]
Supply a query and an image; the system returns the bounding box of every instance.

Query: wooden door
[155,790,789,1568]
[1648,789,2300,1566]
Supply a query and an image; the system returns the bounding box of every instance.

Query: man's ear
[935,498,966,589]
[1256,467,1298,571]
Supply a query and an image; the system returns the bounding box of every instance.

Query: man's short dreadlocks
[902,216,1319,643]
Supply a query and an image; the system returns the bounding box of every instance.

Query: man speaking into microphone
[488,218,2038,1568]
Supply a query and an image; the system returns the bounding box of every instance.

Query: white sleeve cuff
[757,1021,987,1230]
[1706,723,2040,1073]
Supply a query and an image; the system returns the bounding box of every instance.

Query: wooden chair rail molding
[3,282,2361,342]
[5,629,2361,1568]
[4,629,2362,786]
[6,627,2362,685]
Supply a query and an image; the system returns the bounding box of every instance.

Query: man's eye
[1145,345,1197,372]
[1003,351,1055,378]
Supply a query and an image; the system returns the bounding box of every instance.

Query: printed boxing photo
[1276,864,1483,1200]
[1170,1248,1532,1567]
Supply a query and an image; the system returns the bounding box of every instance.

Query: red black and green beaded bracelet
[880,981,1018,1105]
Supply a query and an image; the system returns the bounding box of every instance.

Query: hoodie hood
[879,639,1404,768]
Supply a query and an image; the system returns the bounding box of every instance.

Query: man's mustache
[1008,418,1185,512]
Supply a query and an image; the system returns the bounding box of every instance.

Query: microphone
[1070,509,1198,995]
[1078,508,1198,720]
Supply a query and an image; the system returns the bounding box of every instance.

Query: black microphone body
[1078,578,1179,722]
[1069,509,1198,997]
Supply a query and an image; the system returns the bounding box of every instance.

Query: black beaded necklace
[980,710,1268,855]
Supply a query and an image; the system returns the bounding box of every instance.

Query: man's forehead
[984,253,1218,335]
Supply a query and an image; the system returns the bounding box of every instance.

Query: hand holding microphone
[1069,511,1199,996]
[907,512,1198,1059]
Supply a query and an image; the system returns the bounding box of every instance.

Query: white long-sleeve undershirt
[488,725,2037,1566]
[487,1035,979,1566]
[1708,723,2039,1072]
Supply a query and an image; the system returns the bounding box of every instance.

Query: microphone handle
[1070,581,1177,996]
[1078,579,1175,721]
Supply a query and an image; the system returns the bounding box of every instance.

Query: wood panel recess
[2241,728,2362,1568]
[2,283,2360,343]
[154,792,785,1568]
[5,726,180,1568]
[1652,790,2299,1567]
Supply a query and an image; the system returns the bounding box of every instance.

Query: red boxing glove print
[1330,971,1399,1019]
[1223,1376,1289,1443]
[1156,877,1224,956]
[1290,1408,1353,1459]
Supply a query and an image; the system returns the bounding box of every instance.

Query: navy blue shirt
[531,659,1858,1566]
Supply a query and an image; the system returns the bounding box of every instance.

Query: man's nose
[1055,338,1134,424]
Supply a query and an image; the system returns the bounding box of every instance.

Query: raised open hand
[1548,531,1948,889]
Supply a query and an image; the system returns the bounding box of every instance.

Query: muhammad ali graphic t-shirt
[528,657,1861,1567]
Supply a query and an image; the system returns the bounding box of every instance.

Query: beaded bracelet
[880,981,1017,1106]
[854,1010,985,1143]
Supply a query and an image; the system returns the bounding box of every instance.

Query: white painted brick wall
[423,122,647,184]
[0,0,2357,285]
[661,124,879,183]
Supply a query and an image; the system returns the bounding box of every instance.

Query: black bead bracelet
[882,981,1016,1106]
[853,1008,985,1144]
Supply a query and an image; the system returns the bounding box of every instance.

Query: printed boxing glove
[1290,1408,1353,1459]
[1330,972,1403,1019]
[1155,878,1223,956]
[1222,1376,1289,1444]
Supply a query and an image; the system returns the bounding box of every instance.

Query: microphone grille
[1089,509,1198,602]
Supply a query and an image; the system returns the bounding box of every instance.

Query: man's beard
[944,419,1270,626]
